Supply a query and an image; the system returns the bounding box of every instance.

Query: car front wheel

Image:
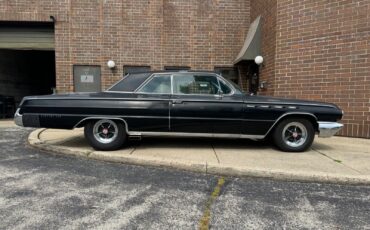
[272,118,315,152]
[84,119,127,151]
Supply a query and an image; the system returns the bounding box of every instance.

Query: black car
[15,71,343,152]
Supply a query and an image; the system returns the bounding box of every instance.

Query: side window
[138,75,171,94]
[173,74,220,95]
[219,80,232,94]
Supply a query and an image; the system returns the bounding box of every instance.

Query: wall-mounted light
[107,60,116,69]
[254,55,264,65]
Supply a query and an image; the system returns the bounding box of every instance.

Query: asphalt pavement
[0,125,370,229]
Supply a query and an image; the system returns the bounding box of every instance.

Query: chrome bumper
[14,109,23,127]
[318,121,343,138]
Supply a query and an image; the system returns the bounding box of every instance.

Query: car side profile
[14,71,343,152]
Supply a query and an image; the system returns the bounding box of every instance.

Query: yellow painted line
[199,177,225,230]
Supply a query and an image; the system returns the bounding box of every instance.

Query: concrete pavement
[27,127,370,185]
[0,119,16,128]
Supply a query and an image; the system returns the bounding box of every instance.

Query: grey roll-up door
[0,25,54,50]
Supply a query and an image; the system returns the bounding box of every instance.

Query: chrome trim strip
[170,117,274,122]
[128,131,264,139]
[263,112,318,137]
[14,108,23,127]
[73,117,130,133]
[244,101,336,109]
[318,121,343,138]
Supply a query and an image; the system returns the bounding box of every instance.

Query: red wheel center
[102,128,108,135]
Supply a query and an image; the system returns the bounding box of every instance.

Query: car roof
[124,70,218,76]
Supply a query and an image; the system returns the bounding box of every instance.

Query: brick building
[0,0,369,138]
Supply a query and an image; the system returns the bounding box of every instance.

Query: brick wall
[0,0,250,92]
[250,0,277,96]
[274,0,370,138]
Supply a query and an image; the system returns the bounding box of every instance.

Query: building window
[164,66,191,71]
[123,65,151,75]
[214,67,239,84]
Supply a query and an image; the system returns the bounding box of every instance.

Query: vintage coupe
[14,71,343,152]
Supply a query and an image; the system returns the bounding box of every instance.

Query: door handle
[172,99,183,104]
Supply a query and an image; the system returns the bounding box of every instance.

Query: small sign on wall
[80,75,94,83]
[73,65,101,92]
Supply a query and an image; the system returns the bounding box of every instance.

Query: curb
[28,129,370,185]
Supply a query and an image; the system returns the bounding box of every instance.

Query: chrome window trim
[135,73,172,93]
[106,73,130,91]
[170,74,174,95]
[215,75,235,96]
[171,73,235,97]
[98,71,237,96]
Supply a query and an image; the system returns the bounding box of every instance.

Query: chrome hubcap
[93,120,118,144]
[282,122,307,148]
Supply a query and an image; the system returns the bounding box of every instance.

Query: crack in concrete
[312,148,363,174]
[211,144,220,164]
[128,147,136,155]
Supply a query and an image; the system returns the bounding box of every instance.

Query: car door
[126,74,171,132]
[170,73,243,134]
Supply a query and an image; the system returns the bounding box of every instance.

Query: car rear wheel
[272,118,315,152]
[84,119,126,151]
